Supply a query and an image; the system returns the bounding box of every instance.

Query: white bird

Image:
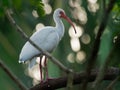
[19,8,76,82]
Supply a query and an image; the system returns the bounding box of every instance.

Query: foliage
[29,0,45,16]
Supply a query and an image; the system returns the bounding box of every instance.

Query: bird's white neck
[54,15,65,40]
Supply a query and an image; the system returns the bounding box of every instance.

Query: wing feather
[19,27,59,62]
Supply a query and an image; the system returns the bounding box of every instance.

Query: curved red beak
[60,12,77,34]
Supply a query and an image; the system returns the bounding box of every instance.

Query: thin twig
[106,76,120,90]
[5,9,72,74]
[30,67,120,90]
[92,48,114,89]
[82,0,116,89]
[66,71,74,90]
[0,59,28,90]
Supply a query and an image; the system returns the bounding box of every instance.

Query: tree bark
[30,67,120,90]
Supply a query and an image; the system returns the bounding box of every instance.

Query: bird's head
[54,8,77,34]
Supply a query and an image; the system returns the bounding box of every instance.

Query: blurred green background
[0,0,120,90]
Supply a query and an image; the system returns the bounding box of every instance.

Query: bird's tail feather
[28,57,37,69]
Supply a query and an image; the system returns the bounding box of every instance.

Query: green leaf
[12,0,22,11]
[30,0,45,17]
[1,0,9,6]
[0,8,4,17]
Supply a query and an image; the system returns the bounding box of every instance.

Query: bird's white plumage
[19,27,59,62]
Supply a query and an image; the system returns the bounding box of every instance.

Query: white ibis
[19,8,76,82]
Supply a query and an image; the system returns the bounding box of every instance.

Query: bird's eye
[59,11,64,17]
[60,11,63,14]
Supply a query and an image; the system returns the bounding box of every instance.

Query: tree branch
[30,67,120,90]
[5,9,72,74]
[92,47,114,88]
[0,59,28,90]
[106,76,120,90]
[82,0,116,89]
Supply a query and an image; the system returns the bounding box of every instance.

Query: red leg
[39,56,43,83]
[44,57,49,80]
[44,56,53,82]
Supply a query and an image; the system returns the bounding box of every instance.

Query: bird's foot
[40,78,54,84]
[40,80,45,84]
